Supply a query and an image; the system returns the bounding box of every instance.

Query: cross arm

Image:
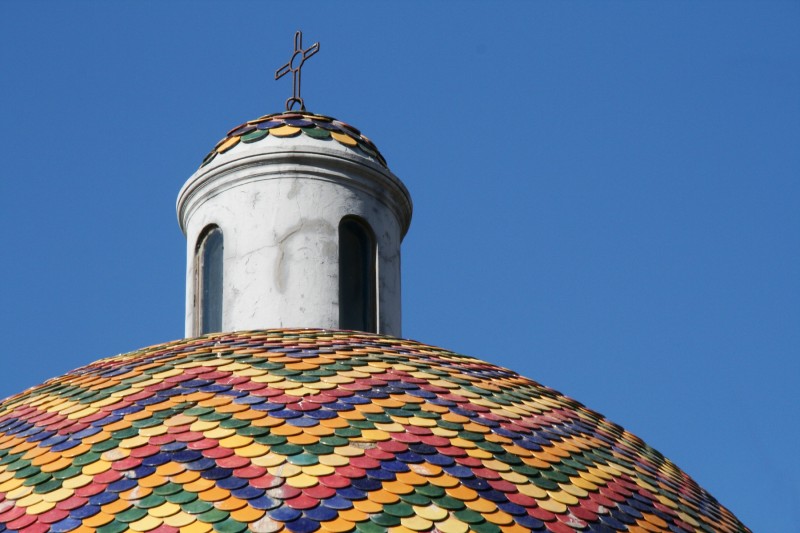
[303,42,320,60]
[275,62,292,80]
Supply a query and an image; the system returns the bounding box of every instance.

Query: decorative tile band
[201,114,387,170]
[0,330,747,533]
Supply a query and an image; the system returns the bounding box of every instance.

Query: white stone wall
[177,135,412,337]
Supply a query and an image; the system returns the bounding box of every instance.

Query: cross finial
[275,31,320,111]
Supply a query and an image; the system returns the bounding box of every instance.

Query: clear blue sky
[1,2,798,530]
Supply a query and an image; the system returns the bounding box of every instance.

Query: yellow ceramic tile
[413,504,448,521]
[84,512,116,528]
[199,486,230,502]
[150,501,181,518]
[401,515,433,532]
[41,486,73,503]
[163,512,196,527]
[129,515,163,532]
[319,517,355,533]
[230,506,266,523]
[465,498,496,513]
[215,496,247,511]
[536,498,567,514]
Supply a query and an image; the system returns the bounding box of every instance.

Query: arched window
[195,225,223,334]
[339,216,377,332]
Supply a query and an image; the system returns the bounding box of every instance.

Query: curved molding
[177,145,412,238]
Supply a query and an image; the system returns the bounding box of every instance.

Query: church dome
[0,329,747,533]
[199,112,388,171]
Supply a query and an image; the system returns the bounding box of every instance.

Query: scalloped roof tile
[201,113,387,170]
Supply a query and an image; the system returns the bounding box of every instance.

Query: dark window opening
[196,226,223,334]
[339,217,377,332]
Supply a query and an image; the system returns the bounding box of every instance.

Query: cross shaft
[275,31,320,111]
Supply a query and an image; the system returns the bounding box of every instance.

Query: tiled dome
[0,330,747,533]
[201,114,387,170]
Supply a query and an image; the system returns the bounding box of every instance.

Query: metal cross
[275,31,320,111]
